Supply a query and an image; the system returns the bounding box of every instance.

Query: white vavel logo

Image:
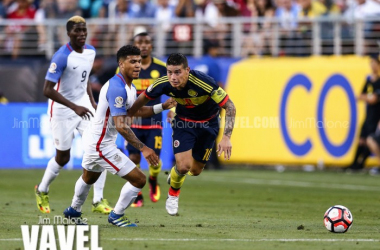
[21,223,102,250]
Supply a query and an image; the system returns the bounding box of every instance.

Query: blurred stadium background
[1,0,380,170]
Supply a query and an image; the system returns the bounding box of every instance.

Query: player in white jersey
[63,45,175,227]
[34,16,112,215]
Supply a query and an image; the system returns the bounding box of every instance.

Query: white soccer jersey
[45,43,96,118]
[83,73,137,155]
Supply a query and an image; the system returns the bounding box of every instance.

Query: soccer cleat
[131,192,144,207]
[92,199,113,214]
[166,194,179,216]
[63,207,87,225]
[149,177,161,202]
[34,185,50,214]
[108,211,137,227]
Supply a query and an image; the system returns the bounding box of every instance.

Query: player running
[34,16,112,215]
[116,32,167,207]
[128,53,236,216]
[63,45,175,227]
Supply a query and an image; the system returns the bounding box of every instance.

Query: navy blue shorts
[172,116,220,163]
[126,128,162,156]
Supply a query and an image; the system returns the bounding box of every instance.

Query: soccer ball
[324,205,353,233]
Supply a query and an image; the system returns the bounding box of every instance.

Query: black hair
[166,53,188,68]
[117,45,141,63]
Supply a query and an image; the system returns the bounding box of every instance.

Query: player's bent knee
[82,171,101,185]
[55,149,71,166]
[56,155,70,166]
[176,162,192,175]
[129,174,146,188]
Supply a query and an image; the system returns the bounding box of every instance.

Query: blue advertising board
[0,103,174,170]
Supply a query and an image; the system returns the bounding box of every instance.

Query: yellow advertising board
[221,56,376,166]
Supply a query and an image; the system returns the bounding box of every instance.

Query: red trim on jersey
[218,95,229,107]
[177,112,218,123]
[143,91,154,100]
[50,79,61,119]
[99,151,119,172]
[184,105,196,108]
[66,43,72,52]
[96,108,120,171]
[116,73,127,85]
[137,90,144,95]
[131,124,163,129]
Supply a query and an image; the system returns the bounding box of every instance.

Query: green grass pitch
[1,168,380,250]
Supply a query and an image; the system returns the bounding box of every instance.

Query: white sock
[93,171,107,204]
[71,176,92,212]
[113,182,141,215]
[38,157,62,193]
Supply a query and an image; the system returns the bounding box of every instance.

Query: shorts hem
[116,165,135,177]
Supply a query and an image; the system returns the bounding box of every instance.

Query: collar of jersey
[116,73,127,85]
[66,42,87,52]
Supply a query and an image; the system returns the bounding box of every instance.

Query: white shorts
[82,146,136,177]
[50,116,90,151]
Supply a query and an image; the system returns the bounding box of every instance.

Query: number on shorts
[81,70,87,82]
[203,148,212,161]
[154,136,162,149]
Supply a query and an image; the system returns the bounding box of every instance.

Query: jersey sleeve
[106,83,128,117]
[45,52,68,83]
[197,70,228,107]
[144,77,167,100]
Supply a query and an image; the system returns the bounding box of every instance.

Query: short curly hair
[167,53,188,68]
[117,45,141,63]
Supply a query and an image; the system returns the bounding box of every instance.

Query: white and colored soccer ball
[324,205,353,233]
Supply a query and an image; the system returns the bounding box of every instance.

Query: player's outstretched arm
[113,115,159,166]
[127,93,151,117]
[217,99,236,160]
[130,97,177,118]
[43,80,93,120]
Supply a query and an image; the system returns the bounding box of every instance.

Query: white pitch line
[105,238,380,242]
[206,176,380,192]
[1,238,379,242]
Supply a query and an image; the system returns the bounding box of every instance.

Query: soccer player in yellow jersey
[128,53,236,215]
[116,32,167,207]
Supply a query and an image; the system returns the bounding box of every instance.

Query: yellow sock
[187,171,194,176]
[149,160,162,178]
[170,166,186,189]
[136,164,140,169]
